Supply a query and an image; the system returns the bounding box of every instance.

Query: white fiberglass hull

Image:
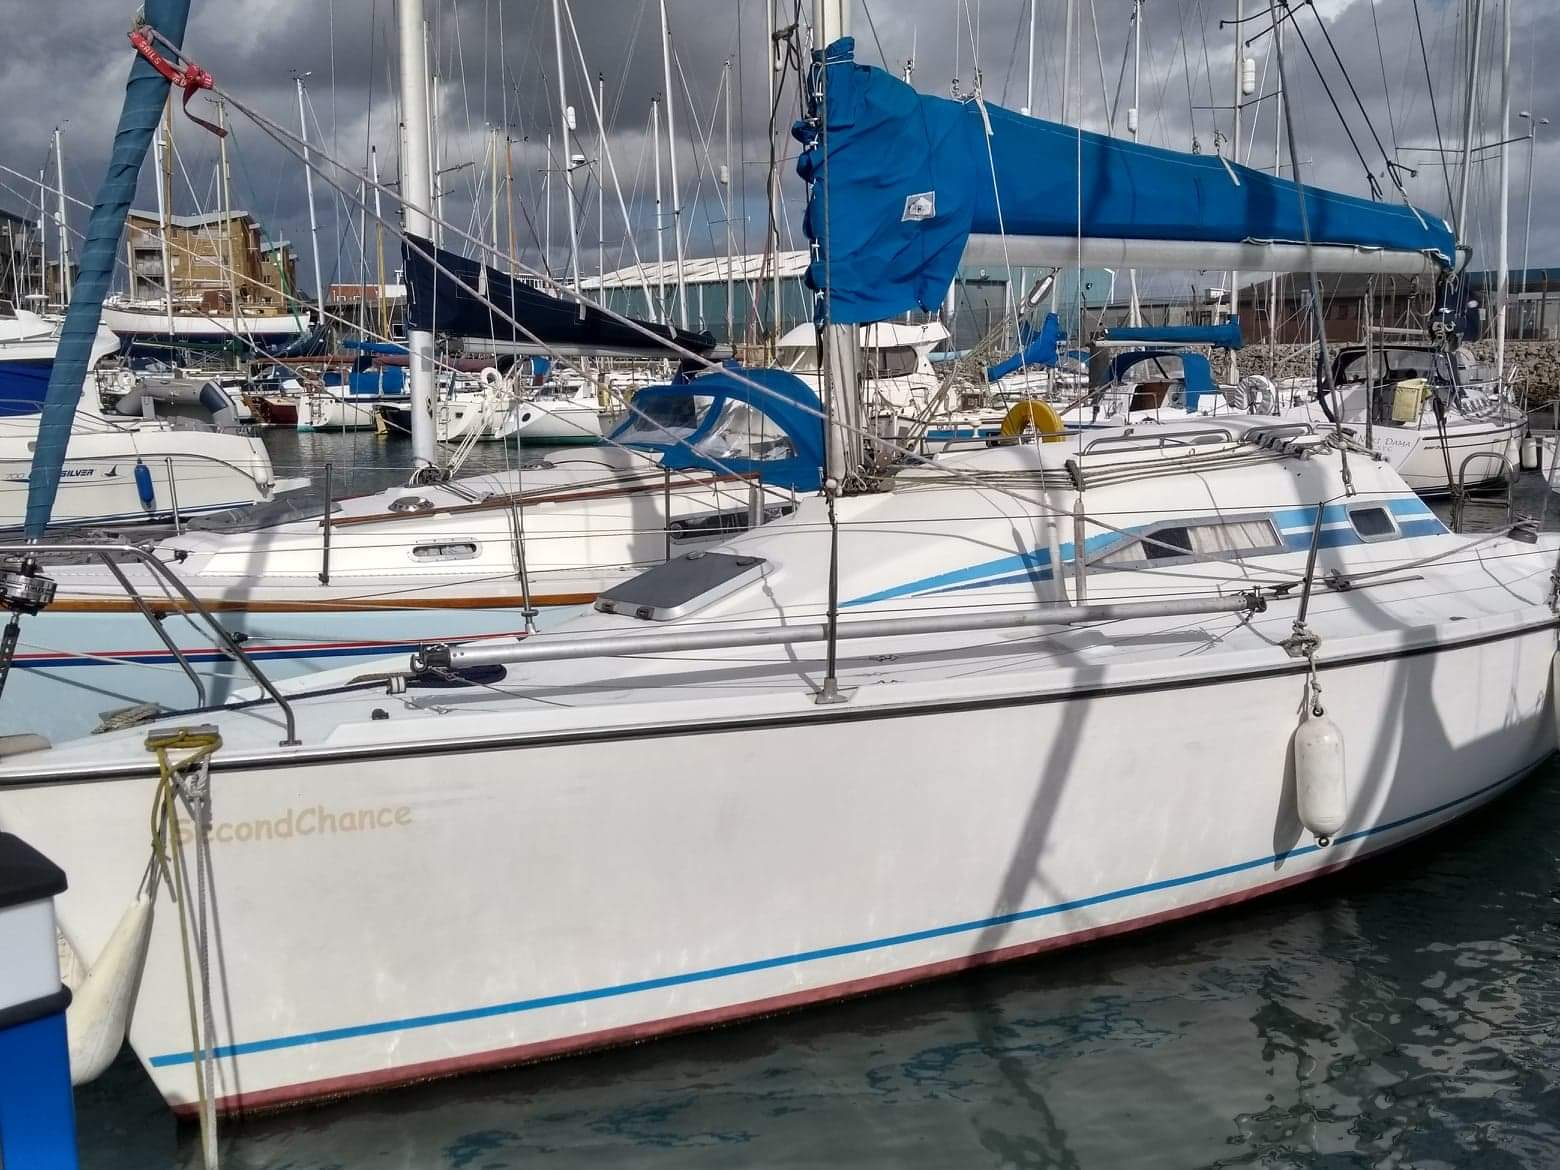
[511,401,603,445]
[0,423,279,528]
[1366,417,1523,495]
[0,618,1551,1115]
[295,393,396,432]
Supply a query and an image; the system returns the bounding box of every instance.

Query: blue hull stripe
[845,498,1445,608]
[148,761,1527,1068]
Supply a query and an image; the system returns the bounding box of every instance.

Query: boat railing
[0,543,300,746]
[1450,452,1516,534]
[1082,425,1237,455]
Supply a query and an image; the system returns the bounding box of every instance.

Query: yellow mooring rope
[146,726,223,1170]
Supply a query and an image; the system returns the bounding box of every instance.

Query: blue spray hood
[608,367,825,493]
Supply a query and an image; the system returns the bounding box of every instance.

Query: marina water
[70,433,1560,1167]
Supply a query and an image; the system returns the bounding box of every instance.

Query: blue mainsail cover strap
[24,0,193,536]
[1099,321,1245,350]
[794,39,1455,325]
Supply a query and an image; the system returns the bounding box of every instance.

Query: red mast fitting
[127,22,227,138]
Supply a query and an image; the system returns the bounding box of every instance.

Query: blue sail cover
[795,39,1455,325]
[986,313,1063,381]
[24,0,192,536]
[403,236,715,357]
[1099,320,1245,350]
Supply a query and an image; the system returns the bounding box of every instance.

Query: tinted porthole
[1144,527,1193,560]
[1350,508,1395,538]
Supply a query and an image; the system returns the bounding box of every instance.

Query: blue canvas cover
[794,39,1455,325]
[403,235,714,357]
[607,367,825,493]
[1100,320,1244,350]
[986,313,1063,382]
[24,0,192,536]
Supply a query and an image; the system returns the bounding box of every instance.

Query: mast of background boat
[597,74,606,300]
[723,59,735,349]
[652,97,665,319]
[217,99,241,339]
[544,131,552,276]
[36,167,47,310]
[1495,0,1511,383]
[765,0,782,355]
[489,126,500,267]
[371,145,388,338]
[1023,0,1035,114]
[551,0,583,311]
[659,0,689,329]
[398,0,438,472]
[294,73,328,334]
[425,21,443,249]
[505,134,517,275]
[52,127,71,306]
[1454,0,1484,245]
[1050,0,1073,316]
[151,122,176,346]
[1228,0,1242,384]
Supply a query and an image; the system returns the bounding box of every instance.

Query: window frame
[1346,503,1401,543]
[1085,513,1287,571]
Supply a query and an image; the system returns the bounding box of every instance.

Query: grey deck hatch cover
[594,551,768,621]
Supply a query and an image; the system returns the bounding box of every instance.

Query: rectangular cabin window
[1348,506,1398,541]
[863,346,921,379]
[1093,517,1282,569]
[411,541,478,562]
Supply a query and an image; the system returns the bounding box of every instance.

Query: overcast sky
[0,0,1547,298]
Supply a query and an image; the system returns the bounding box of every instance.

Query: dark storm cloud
[3,0,1554,298]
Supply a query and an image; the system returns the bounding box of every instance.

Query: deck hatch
[595,551,767,621]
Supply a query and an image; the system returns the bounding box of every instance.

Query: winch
[0,557,58,699]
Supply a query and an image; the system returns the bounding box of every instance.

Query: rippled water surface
[77,757,1560,1169]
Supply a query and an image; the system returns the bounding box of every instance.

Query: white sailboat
[1,1,1548,1125]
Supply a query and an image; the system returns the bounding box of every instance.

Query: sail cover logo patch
[902,192,935,222]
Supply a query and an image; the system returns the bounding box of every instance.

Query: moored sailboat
[0,3,1552,1124]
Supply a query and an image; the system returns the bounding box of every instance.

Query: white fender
[1294,712,1348,845]
[65,894,154,1085]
